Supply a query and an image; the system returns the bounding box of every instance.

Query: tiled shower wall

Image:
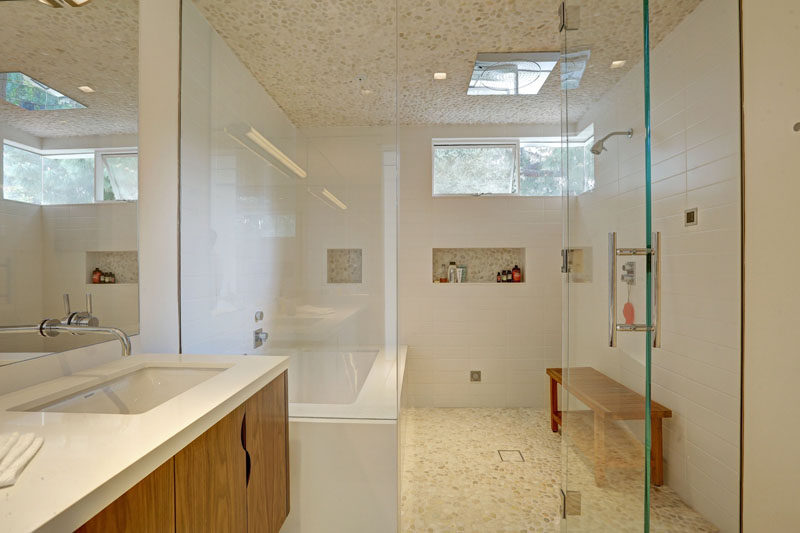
[399,124,563,408]
[0,198,137,353]
[0,199,43,352]
[571,0,741,530]
[180,3,393,354]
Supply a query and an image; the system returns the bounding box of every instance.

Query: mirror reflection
[0,0,139,365]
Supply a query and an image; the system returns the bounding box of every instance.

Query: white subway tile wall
[571,0,741,530]
[399,124,563,409]
[0,197,138,353]
[0,199,44,352]
[180,3,395,355]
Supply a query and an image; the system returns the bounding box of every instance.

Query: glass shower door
[558,0,655,530]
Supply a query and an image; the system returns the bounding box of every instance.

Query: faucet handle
[86,293,93,315]
[63,293,71,315]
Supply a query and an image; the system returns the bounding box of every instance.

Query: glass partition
[560,0,742,531]
[179,0,397,418]
[179,1,399,528]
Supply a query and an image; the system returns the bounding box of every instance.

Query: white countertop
[0,353,289,533]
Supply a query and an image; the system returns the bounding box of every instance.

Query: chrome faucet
[0,293,132,357]
[60,293,100,327]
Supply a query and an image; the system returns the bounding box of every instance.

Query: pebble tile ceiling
[195,0,703,127]
[0,0,702,137]
[0,0,138,138]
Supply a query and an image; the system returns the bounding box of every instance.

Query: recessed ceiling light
[77,85,95,93]
[360,88,373,95]
[433,72,447,80]
[610,60,626,69]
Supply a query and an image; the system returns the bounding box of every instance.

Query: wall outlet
[685,207,698,226]
[470,370,482,382]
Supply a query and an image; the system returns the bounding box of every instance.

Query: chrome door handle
[608,233,617,347]
[608,231,661,348]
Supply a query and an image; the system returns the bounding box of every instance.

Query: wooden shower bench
[546,367,672,486]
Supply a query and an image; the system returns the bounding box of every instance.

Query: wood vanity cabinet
[76,371,289,533]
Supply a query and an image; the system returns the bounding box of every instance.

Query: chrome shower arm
[590,128,634,155]
[597,128,633,145]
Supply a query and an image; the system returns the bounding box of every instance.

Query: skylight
[0,72,85,111]
[468,53,559,96]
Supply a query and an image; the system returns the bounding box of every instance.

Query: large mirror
[0,0,139,365]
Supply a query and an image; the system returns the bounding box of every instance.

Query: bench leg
[651,416,664,486]
[594,412,606,486]
[549,376,559,432]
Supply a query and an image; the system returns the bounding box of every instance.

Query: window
[519,143,562,196]
[432,126,595,197]
[432,143,518,195]
[42,153,94,205]
[1,142,138,205]
[2,143,42,204]
[99,152,138,201]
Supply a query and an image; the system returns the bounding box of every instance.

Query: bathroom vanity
[0,354,289,533]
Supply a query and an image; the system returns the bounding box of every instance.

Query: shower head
[590,128,633,155]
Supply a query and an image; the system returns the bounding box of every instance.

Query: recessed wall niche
[85,251,139,284]
[432,248,526,283]
[327,248,363,284]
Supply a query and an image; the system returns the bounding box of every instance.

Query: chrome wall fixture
[0,292,131,356]
[608,231,661,348]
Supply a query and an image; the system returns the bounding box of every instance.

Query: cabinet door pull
[241,412,251,487]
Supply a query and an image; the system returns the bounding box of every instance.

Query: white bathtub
[287,347,399,420]
[279,346,405,533]
[288,350,376,405]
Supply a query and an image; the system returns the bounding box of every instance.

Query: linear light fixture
[77,85,95,93]
[245,127,307,178]
[433,72,447,80]
[321,188,347,210]
[610,60,626,69]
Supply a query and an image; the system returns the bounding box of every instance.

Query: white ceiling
[0,0,138,139]
[0,0,703,138]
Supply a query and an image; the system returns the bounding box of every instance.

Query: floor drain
[498,450,524,462]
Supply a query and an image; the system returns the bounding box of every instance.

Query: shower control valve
[253,328,269,349]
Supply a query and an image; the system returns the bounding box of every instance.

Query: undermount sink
[15,365,226,415]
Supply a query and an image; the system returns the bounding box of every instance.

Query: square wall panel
[327,248,363,284]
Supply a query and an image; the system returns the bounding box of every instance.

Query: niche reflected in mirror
[0,0,139,365]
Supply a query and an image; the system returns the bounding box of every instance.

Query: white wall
[180,1,307,354]
[40,202,139,349]
[0,129,139,354]
[399,124,563,408]
[0,199,43,352]
[741,0,800,530]
[180,3,395,357]
[570,0,741,530]
[138,0,180,353]
[1,126,46,352]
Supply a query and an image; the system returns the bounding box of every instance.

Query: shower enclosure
[559,0,741,531]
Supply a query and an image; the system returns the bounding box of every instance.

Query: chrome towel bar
[608,231,661,348]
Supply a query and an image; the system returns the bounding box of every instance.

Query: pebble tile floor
[400,408,719,533]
